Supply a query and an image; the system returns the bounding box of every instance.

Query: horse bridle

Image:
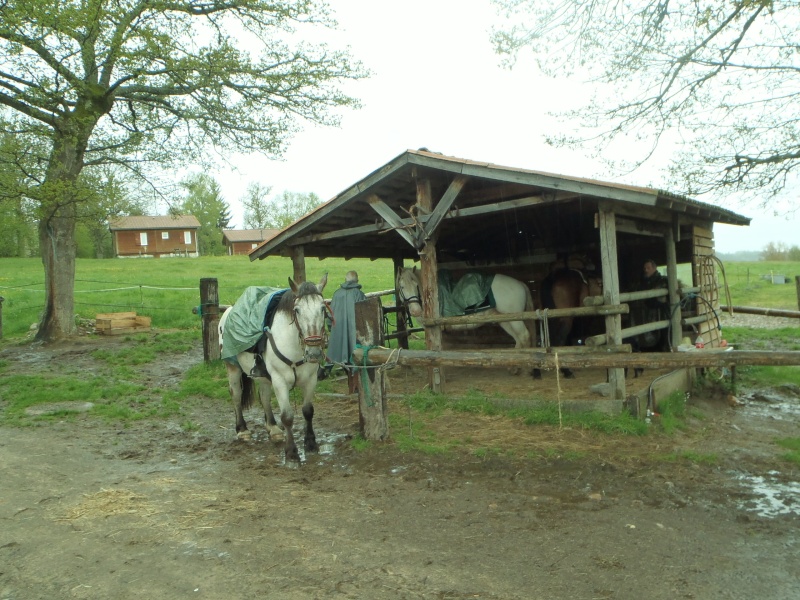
[290,291,329,351]
[397,279,422,312]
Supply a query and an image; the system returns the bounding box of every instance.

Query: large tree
[0,0,364,341]
[491,0,800,203]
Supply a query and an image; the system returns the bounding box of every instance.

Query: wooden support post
[291,245,306,284]
[416,176,445,392]
[354,297,389,441]
[796,275,800,311]
[665,225,682,349]
[393,256,409,349]
[199,278,220,362]
[598,206,625,405]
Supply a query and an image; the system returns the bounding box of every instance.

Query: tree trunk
[36,204,78,342]
[34,116,96,342]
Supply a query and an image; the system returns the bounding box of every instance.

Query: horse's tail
[241,373,257,411]
[524,285,537,348]
[540,273,555,309]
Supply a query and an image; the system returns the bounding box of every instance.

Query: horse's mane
[274,281,322,316]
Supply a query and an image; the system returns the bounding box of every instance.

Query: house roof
[222,228,280,243]
[249,149,751,263]
[109,215,201,231]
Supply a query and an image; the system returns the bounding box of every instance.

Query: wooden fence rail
[417,304,628,327]
[721,305,800,319]
[352,347,800,370]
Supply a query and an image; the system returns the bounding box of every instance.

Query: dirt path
[1,335,799,599]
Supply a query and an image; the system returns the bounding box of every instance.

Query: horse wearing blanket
[396,266,536,354]
[219,274,328,462]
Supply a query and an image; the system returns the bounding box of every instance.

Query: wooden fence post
[796,275,800,311]
[354,297,389,441]
[200,278,220,362]
[0,296,4,340]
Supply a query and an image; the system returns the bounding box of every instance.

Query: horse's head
[288,274,329,363]
[396,266,423,318]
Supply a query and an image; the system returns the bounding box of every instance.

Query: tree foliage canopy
[491,0,800,203]
[263,190,323,229]
[179,173,230,256]
[0,0,365,339]
[241,182,274,229]
[0,0,365,182]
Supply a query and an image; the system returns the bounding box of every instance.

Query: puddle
[734,471,800,518]
[740,390,800,421]
[742,399,800,421]
[277,430,349,466]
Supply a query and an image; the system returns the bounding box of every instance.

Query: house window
[139,232,148,246]
[251,243,258,249]
[161,231,170,240]
[184,231,192,245]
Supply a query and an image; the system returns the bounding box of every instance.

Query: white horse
[396,266,536,350]
[219,274,328,462]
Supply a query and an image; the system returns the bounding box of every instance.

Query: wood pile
[95,311,152,335]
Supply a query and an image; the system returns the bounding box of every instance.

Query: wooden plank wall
[692,226,722,347]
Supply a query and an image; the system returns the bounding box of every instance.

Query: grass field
[1,257,798,339]
[0,256,398,338]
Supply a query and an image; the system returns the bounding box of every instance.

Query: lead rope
[555,352,563,430]
[353,344,401,406]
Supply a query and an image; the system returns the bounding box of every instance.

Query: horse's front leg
[225,363,250,440]
[272,378,300,462]
[299,365,319,453]
[257,378,284,442]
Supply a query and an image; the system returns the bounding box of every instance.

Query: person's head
[345,270,359,283]
[643,259,659,278]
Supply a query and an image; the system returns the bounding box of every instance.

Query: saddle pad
[221,286,287,363]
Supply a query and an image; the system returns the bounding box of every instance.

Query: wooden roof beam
[421,175,469,242]
[293,193,557,246]
[367,194,420,249]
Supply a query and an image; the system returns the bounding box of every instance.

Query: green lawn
[0,256,398,338]
[2,257,798,339]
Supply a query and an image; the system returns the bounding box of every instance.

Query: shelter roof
[249,149,750,262]
[109,215,201,231]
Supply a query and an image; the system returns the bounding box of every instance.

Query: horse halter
[397,277,422,311]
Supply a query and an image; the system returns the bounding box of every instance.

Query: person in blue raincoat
[326,271,367,392]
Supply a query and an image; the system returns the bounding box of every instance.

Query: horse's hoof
[564,372,575,380]
[236,430,252,441]
[285,446,301,463]
[531,369,542,380]
[305,438,319,453]
[268,428,285,443]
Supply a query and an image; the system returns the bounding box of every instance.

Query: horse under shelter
[248,148,752,414]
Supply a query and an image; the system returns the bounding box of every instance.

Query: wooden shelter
[109,215,201,258]
[249,149,751,408]
[222,228,280,255]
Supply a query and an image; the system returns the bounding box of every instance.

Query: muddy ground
[1,328,799,600]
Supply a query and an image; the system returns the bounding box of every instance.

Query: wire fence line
[0,280,228,335]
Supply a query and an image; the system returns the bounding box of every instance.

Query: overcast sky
[204,0,797,255]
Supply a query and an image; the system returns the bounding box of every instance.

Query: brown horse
[535,268,603,378]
